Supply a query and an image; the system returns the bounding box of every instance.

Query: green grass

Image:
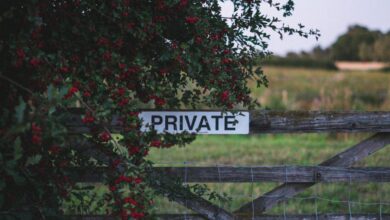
[252,67,390,111]
[149,134,357,166]
[147,134,390,214]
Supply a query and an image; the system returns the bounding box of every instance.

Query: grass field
[147,67,390,215]
[251,67,390,111]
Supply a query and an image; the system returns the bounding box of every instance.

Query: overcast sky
[221,0,390,55]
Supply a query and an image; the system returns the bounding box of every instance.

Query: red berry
[128,146,140,156]
[220,90,229,102]
[118,98,129,107]
[32,135,42,145]
[195,36,203,44]
[134,177,142,184]
[97,37,110,46]
[109,185,117,192]
[179,0,189,7]
[49,145,61,154]
[130,212,145,219]
[99,131,111,142]
[32,123,42,133]
[29,57,41,68]
[60,66,69,73]
[82,113,94,124]
[154,97,166,106]
[83,91,91,97]
[123,197,138,206]
[150,140,162,147]
[16,48,25,59]
[185,16,200,24]
[102,51,112,61]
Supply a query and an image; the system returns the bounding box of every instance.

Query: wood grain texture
[62,214,390,220]
[69,166,390,183]
[152,189,235,220]
[249,111,390,133]
[152,166,390,183]
[63,109,390,133]
[235,133,390,215]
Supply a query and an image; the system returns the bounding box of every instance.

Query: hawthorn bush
[0,0,318,219]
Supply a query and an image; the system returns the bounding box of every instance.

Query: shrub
[0,0,317,218]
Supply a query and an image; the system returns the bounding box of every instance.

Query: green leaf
[5,169,25,185]
[0,194,3,208]
[13,137,22,161]
[48,106,56,115]
[14,97,26,123]
[25,154,42,166]
[47,84,54,101]
[59,86,69,98]
[0,180,6,191]
[6,160,17,168]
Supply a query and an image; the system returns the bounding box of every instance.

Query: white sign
[139,111,249,134]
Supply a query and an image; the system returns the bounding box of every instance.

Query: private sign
[139,111,249,134]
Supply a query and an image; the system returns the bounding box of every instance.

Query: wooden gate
[65,111,390,220]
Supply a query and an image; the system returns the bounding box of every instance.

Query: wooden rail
[153,166,390,183]
[63,110,390,133]
[249,111,390,133]
[69,166,390,183]
[64,214,390,220]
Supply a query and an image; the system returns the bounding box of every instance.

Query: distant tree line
[332,25,390,61]
[261,25,390,69]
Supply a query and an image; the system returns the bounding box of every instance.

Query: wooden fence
[65,111,390,220]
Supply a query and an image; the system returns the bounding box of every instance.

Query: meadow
[147,67,390,215]
[251,67,390,111]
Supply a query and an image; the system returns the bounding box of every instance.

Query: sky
[221,0,390,55]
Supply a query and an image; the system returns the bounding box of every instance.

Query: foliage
[259,55,336,70]
[250,67,390,111]
[373,35,390,61]
[261,25,390,67]
[256,44,337,70]
[331,25,381,61]
[330,25,390,62]
[0,0,316,219]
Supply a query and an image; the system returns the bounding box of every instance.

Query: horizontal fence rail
[63,214,390,220]
[68,166,390,183]
[249,111,390,133]
[63,109,390,133]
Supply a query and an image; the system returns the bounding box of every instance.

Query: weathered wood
[233,213,390,220]
[63,216,116,220]
[64,109,390,133]
[70,166,390,183]
[235,133,390,215]
[250,111,390,133]
[154,166,390,183]
[151,189,235,220]
[151,214,205,220]
[62,214,390,220]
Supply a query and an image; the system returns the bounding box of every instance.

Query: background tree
[331,25,381,61]
[358,42,375,61]
[373,35,390,61]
